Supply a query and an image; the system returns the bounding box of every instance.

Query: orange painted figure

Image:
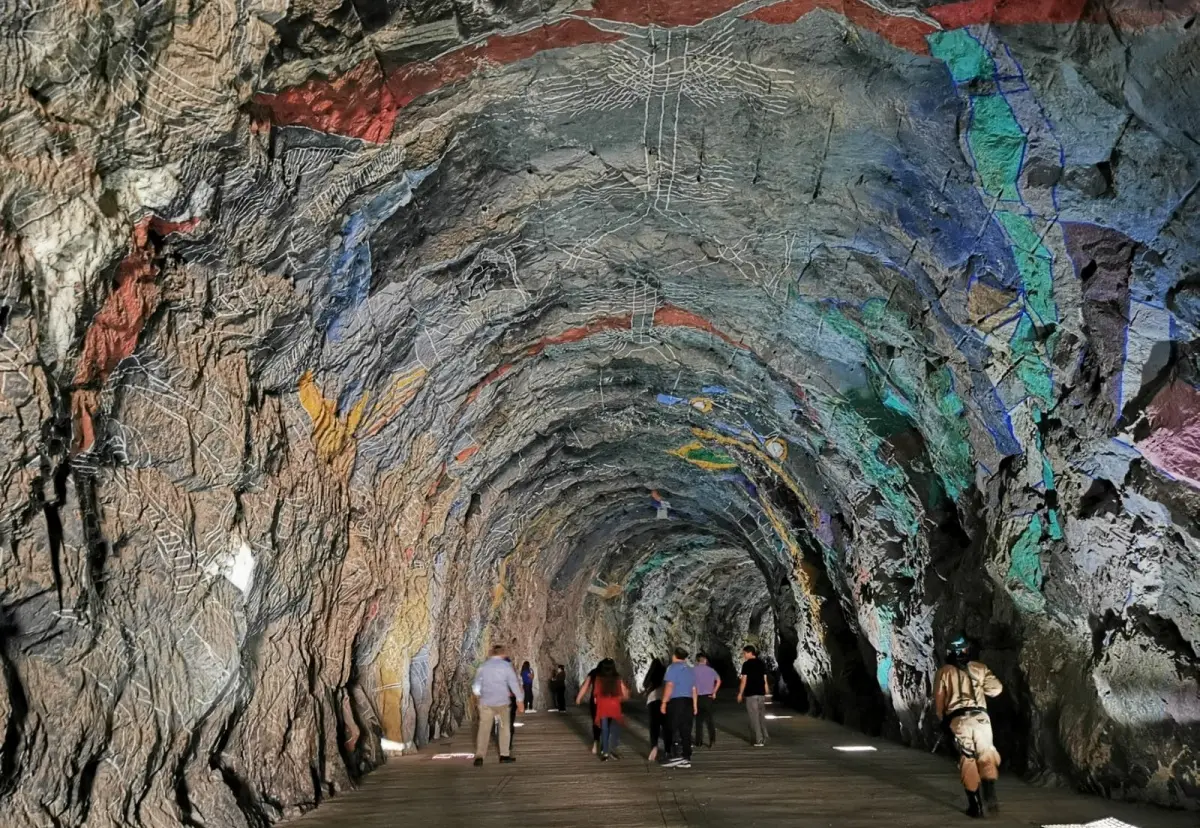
[934,636,1003,819]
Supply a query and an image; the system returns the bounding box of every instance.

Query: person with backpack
[934,635,1004,818]
[592,659,630,761]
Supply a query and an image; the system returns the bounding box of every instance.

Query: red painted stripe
[654,304,750,350]
[71,216,201,453]
[745,0,934,54]
[464,306,748,405]
[524,314,633,356]
[926,0,1087,28]
[255,59,398,144]
[256,20,621,142]
[575,0,746,27]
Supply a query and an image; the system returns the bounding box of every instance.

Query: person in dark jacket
[520,661,535,711]
[549,664,567,712]
[576,660,606,753]
[642,658,667,761]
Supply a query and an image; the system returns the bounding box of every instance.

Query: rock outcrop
[1,0,1198,824]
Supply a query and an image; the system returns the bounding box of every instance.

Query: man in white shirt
[472,645,524,766]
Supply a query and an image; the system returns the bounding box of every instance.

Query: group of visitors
[573,644,771,767]
[471,635,1007,821]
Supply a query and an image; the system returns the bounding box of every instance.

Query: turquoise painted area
[996,212,1056,325]
[881,387,915,418]
[966,95,1026,202]
[930,31,1059,417]
[928,29,991,84]
[875,606,896,692]
[1048,509,1063,540]
[846,299,975,501]
[926,367,973,500]
[1011,315,1054,407]
[1007,515,1044,595]
[629,551,671,588]
[824,400,919,535]
[1041,456,1055,491]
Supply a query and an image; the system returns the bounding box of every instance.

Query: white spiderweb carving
[533,22,793,274]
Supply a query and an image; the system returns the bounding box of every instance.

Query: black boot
[981,779,999,812]
[966,789,985,818]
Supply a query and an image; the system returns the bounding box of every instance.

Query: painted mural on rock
[1,0,1199,824]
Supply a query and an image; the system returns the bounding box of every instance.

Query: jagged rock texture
[1,0,1199,825]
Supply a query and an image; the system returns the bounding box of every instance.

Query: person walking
[693,652,721,748]
[935,636,1004,818]
[505,657,519,754]
[472,645,523,766]
[575,659,605,754]
[660,648,698,768]
[642,658,667,761]
[549,664,567,712]
[737,645,769,746]
[520,660,536,712]
[593,659,630,761]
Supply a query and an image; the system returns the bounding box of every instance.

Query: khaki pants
[746,696,769,744]
[476,704,512,759]
[951,711,1000,790]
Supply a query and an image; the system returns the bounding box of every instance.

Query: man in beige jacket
[934,636,1003,818]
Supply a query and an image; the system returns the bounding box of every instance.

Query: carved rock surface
[1,0,1199,824]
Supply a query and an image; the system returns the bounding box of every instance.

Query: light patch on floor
[1042,820,1141,828]
[833,745,877,752]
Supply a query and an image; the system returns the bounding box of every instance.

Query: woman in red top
[593,659,630,761]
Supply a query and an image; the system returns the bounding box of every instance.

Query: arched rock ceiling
[1,0,1200,825]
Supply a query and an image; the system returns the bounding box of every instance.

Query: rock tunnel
[1,0,1199,824]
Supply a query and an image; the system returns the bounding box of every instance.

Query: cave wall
[1,0,1199,825]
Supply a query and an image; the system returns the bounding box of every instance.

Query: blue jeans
[600,718,621,753]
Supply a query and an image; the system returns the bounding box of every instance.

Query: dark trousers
[647,701,665,749]
[523,684,534,708]
[551,684,566,711]
[694,696,715,746]
[509,697,517,752]
[590,699,600,743]
[664,698,694,760]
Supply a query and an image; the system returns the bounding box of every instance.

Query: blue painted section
[321,164,437,341]
[702,385,729,395]
[657,393,685,406]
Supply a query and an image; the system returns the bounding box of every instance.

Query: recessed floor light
[764,714,792,719]
[833,745,877,752]
[1042,820,1141,828]
[513,722,525,727]
[432,753,476,760]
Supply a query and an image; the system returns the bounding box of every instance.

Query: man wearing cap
[934,635,1003,818]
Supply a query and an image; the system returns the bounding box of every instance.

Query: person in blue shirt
[520,661,535,711]
[659,647,698,768]
[472,645,523,766]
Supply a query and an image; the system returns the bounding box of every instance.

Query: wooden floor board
[288,703,1197,827]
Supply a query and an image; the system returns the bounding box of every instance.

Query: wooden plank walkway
[290,702,1196,828]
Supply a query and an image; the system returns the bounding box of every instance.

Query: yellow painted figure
[934,636,1003,819]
